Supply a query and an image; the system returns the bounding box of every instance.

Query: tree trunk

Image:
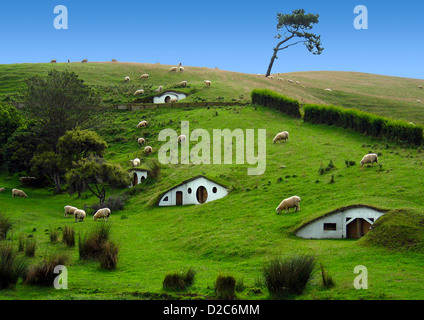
[266,49,278,77]
[53,174,62,193]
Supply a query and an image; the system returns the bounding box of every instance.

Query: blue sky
[0,0,423,79]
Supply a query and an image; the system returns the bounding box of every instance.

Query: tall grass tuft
[49,228,60,243]
[78,223,111,260]
[320,263,335,288]
[99,241,119,270]
[215,273,237,300]
[163,267,197,291]
[62,226,75,247]
[25,238,36,257]
[0,213,12,240]
[0,243,28,290]
[24,253,69,286]
[263,255,316,299]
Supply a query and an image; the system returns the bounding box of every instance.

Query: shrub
[251,89,302,118]
[0,243,28,290]
[91,194,128,213]
[263,255,316,299]
[62,226,75,247]
[25,238,36,257]
[78,224,111,260]
[0,213,12,240]
[24,253,69,286]
[99,241,119,270]
[148,159,161,179]
[215,273,236,300]
[320,263,335,288]
[163,267,197,291]
[49,228,60,243]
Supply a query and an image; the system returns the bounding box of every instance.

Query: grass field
[1,102,424,300]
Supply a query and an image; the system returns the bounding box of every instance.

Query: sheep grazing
[144,146,153,154]
[137,137,145,145]
[360,153,379,167]
[73,209,86,222]
[178,135,187,143]
[179,80,188,87]
[417,100,422,104]
[273,131,289,143]
[267,76,274,79]
[81,59,88,63]
[0,187,5,193]
[204,80,212,86]
[277,78,284,81]
[287,79,294,83]
[155,86,163,93]
[295,81,300,85]
[134,89,144,96]
[276,196,301,214]
[169,97,178,103]
[179,66,185,72]
[124,76,130,82]
[130,158,141,167]
[12,188,28,198]
[324,88,332,91]
[140,73,149,79]
[137,120,148,128]
[419,85,423,89]
[170,66,178,72]
[64,205,78,218]
[93,208,111,221]
[50,59,57,63]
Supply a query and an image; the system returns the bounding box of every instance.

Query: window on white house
[323,223,337,231]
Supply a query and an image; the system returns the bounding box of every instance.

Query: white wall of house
[295,207,385,239]
[153,92,187,104]
[158,176,228,206]
[129,170,148,187]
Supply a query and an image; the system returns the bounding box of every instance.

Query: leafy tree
[21,70,101,149]
[30,151,65,193]
[266,9,324,77]
[66,157,130,204]
[0,103,22,162]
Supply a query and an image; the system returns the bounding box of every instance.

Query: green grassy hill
[1,62,424,124]
[0,63,423,300]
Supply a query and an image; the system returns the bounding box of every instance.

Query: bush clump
[0,213,12,240]
[24,253,69,286]
[62,226,75,247]
[78,223,111,260]
[0,243,28,290]
[215,273,237,300]
[163,267,197,291]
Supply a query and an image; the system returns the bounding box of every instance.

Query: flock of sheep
[64,205,111,222]
[123,63,212,97]
[271,129,379,215]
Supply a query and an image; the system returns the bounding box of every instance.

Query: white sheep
[137,137,145,145]
[360,153,379,167]
[64,205,78,218]
[140,73,149,79]
[0,187,5,193]
[137,120,148,128]
[287,79,294,83]
[277,78,284,81]
[73,209,86,222]
[419,85,423,89]
[417,100,422,104]
[273,131,289,143]
[144,146,153,154]
[155,86,163,93]
[204,80,211,86]
[93,208,111,221]
[267,76,274,79]
[179,66,185,72]
[324,88,332,91]
[134,89,144,96]
[179,80,188,87]
[170,66,178,72]
[130,158,141,167]
[124,76,130,82]
[169,97,178,103]
[178,135,187,143]
[276,196,301,214]
[12,189,28,198]
[295,81,300,85]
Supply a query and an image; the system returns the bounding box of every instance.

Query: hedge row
[303,104,424,146]
[251,89,302,119]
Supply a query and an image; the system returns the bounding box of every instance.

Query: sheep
[178,135,187,143]
[204,80,211,86]
[179,80,188,87]
[93,208,111,221]
[295,81,300,85]
[134,89,144,96]
[276,196,301,214]
[64,205,78,218]
[324,88,332,91]
[0,187,5,193]
[12,189,28,198]
[130,158,141,167]
[277,78,284,81]
[170,66,178,72]
[267,76,274,79]
[144,146,153,154]
[73,209,86,222]
[273,131,289,143]
[360,153,379,167]
[419,85,423,89]
[81,59,88,63]
[155,86,163,93]
[137,137,145,145]
[417,100,422,104]
[50,59,57,63]
[287,79,294,83]
[179,66,185,72]
[137,120,148,128]
[124,76,130,82]
[140,73,149,79]
[169,97,178,103]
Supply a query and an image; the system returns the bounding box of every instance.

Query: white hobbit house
[129,169,148,187]
[153,91,187,104]
[295,205,387,239]
[158,175,228,206]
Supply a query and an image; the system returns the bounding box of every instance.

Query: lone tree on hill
[266,9,324,77]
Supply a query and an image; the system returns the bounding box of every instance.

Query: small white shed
[158,175,228,206]
[153,91,187,104]
[129,169,148,187]
[295,205,387,239]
